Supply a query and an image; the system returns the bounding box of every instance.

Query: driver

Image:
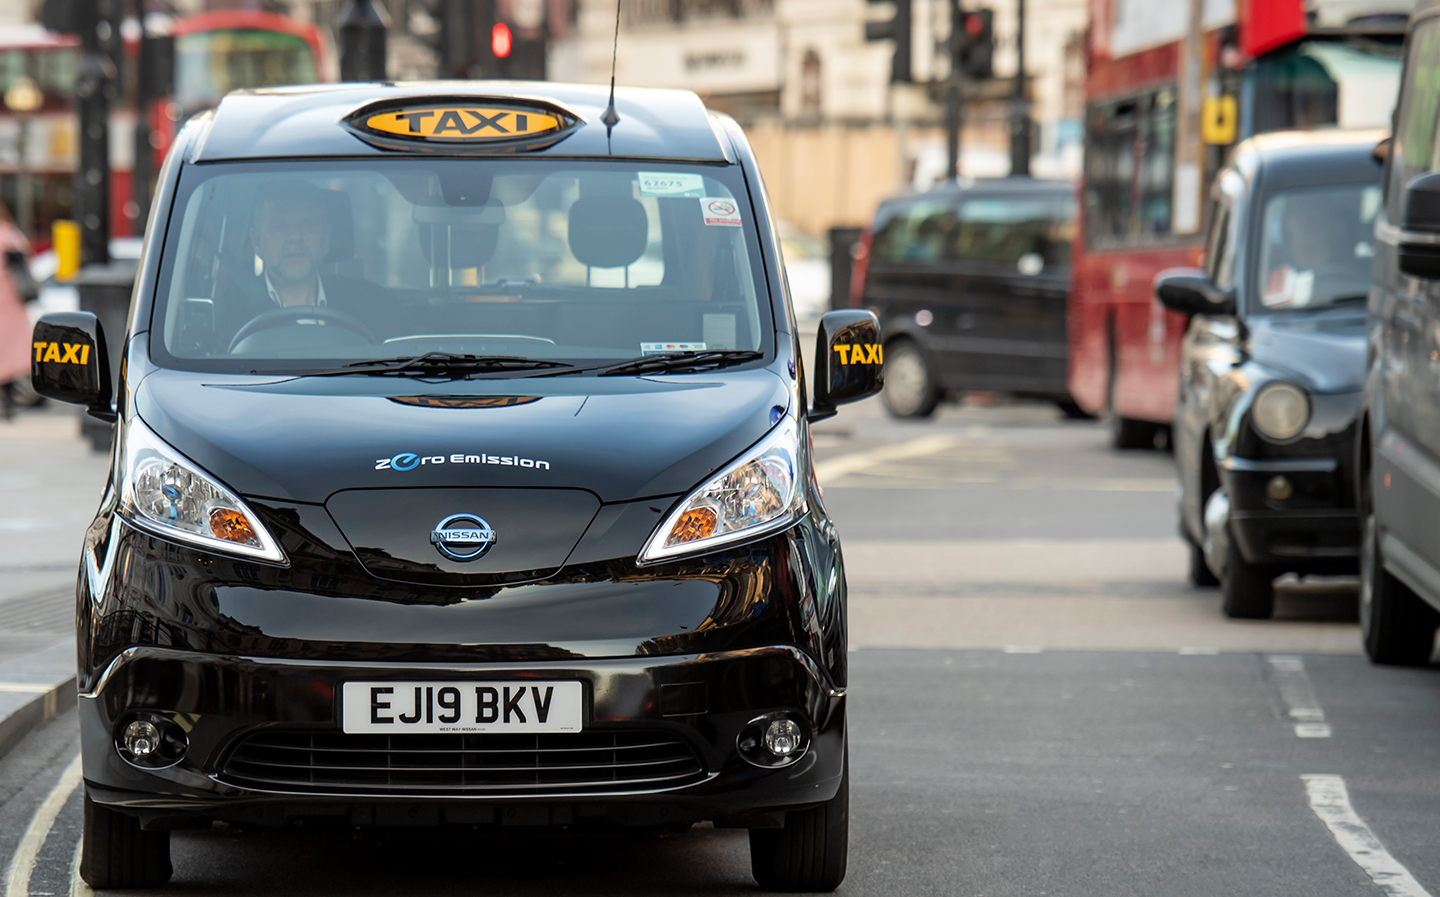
[219,183,375,349]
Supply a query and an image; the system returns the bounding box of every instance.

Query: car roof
[190,81,732,164]
[1233,128,1387,190]
[878,176,1075,208]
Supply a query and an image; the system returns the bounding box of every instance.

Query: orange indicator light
[669,507,717,544]
[210,508,259,546]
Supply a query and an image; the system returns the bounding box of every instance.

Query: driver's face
[251,198,331,285]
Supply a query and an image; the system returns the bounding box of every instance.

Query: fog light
[737,712,810,768]
[1266,475,1294,501]
[764,719,802,756]
[123,720,161,758]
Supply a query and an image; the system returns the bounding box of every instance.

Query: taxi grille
[219,730,706,796]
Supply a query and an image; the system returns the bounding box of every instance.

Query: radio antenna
[600,0,621,139]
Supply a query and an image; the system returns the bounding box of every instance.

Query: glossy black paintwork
[1173,135,1374,570]
[134,363,791,504]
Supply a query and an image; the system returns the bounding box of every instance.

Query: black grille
[219,730,706,796]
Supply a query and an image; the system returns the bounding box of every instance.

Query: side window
[1084,99,1138,248]
[871,199,957,264]
[953,197,1076,266]
[1139,89,1176,239]
[1388,18,1440,218]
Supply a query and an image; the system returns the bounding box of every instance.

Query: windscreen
[174,30,318,112]
[1254,182,1380,312]
[152,160,769,370]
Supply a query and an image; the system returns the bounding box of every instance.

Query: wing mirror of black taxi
[1398,172,1440,279]
[810,309,884,422]
[1154,267,1236,317]
[31,311,114,421]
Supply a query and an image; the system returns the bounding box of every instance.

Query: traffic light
[865,0,913,84]
[958,8,994,80]
[419,0,474,79]
[483,0,547,80]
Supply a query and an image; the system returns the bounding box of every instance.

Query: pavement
[0,405,108,761]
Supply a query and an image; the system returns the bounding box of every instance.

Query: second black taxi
[1159,129,1383,618]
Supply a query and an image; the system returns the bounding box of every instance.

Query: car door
[945,191,1074,394]
[1374,14,1440,582]
[865,196,961,370]
[1177,171,1244,543]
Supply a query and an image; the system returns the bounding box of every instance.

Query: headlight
[1251,382,1310,441]
[119,417,285,563]
[639,418,803,564]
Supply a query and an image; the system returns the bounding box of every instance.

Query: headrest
[568,197,648,269]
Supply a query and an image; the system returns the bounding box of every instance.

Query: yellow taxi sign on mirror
[347,100,579,150]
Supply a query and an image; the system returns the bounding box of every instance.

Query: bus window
[1250,40,1401,136]
[175,29,318,112]
[1139,90,1176,239]
[1084,100,1138,248]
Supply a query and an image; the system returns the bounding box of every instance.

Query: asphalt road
[4,397,1439,896]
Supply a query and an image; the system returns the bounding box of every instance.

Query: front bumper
[1220,457,1359,570]
[80,646,846,829]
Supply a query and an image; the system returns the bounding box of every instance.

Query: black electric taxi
[29,82,883,892]
[1158,129,1382,619]
[853,177,1079,418]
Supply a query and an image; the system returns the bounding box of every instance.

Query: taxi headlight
[1251,382,1310,441]
[639,418,803,565]
[119,417,285,563]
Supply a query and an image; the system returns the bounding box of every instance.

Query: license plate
[341,681,583,734]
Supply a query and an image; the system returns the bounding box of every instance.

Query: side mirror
[1399,172,1440,278]
[811,309,883,421]
[1154,268,1236,316]
[31,311,114,421]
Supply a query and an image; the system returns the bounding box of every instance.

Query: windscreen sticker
[638,172,706,197]
[700,197,743,227]
[641,342,706,355]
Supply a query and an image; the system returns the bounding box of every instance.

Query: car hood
[135,368,793,506]
[1246,308,1366,393]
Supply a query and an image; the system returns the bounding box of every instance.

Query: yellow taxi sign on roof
[345,98,579,152]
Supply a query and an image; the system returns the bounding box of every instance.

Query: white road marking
[0,684,56,694]
[69,835,90,897]
[1266,655,1331,738]
[1003,645,1044,654]
[1302,775,1434,897]
[5,752,82,897]
[1179,646,1220,655]
[813,435,963,485]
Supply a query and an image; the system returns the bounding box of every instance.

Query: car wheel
[1188,537,1220,587]
[1360,511,1438,665]
[1111,414,1159,450]
[1055,398,1093,420]
[750,753,848,892]
[881,340,939,419]
[81,794,172,889]
[1221,523,1274,619]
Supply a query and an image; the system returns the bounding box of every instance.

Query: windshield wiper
[254,352,578,379]
[591,350,764,377]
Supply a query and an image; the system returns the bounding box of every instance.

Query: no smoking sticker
[700,197,742,227]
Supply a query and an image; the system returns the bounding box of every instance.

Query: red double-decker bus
[0,10,329,243]
[1069,0,1407,448]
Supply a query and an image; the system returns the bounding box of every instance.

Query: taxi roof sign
[344,97,580,153]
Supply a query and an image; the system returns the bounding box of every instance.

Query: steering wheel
[228,306,376,354]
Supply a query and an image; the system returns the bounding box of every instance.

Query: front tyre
[881,340,940,419]
[1188,538,1220,587]
[750,756,848,892]
[1221,524,1274,619]
[81,794,172,889]
[1361,512,1439,665]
